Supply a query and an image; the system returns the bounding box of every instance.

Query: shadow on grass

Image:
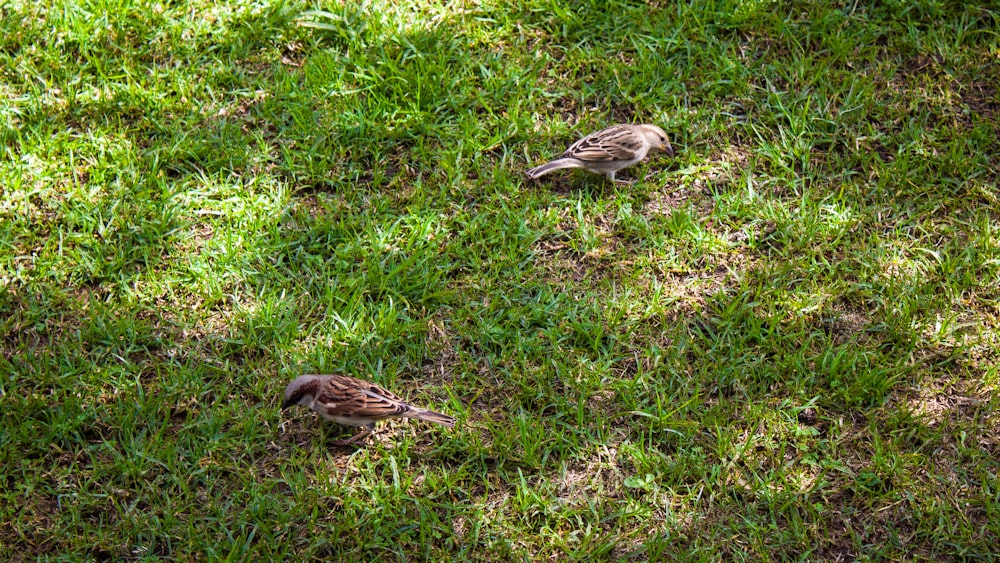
[2,0,1000,559]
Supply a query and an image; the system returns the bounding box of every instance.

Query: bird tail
[526,158,583,179]
[408,408,456,428]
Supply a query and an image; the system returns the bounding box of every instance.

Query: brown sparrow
[526,123,673,182]
[281,374,455,445]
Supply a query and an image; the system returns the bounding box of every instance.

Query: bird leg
[332,423,376,446]
[606,171,634,185]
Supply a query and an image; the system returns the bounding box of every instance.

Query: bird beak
[662,141,674,157]
[280,398,294,410]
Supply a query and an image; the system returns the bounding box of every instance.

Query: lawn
[2,0,999,559]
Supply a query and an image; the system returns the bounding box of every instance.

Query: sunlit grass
[2,0,999,559]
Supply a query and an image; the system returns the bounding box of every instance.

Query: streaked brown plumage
[526,123,673,182]
[281,374,455,445]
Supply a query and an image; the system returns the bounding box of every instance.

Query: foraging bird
[281,374,455,446]
[526,123,673,182]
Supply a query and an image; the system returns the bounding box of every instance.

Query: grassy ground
[2,0,999,559]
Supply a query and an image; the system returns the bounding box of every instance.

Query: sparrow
[526,123,673,183]
[281,374,456,446]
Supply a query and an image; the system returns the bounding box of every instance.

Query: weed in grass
[2,0,1000,560]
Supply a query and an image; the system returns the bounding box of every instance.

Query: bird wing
[314,375,411,420]
[563,125,642,162]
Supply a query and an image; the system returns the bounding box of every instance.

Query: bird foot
[331,438,362,447]
[332,427,374,447]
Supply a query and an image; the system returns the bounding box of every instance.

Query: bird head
[639,124,674,156]
[282,375,321,409]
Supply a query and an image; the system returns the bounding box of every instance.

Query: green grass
[2,0,999,559]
